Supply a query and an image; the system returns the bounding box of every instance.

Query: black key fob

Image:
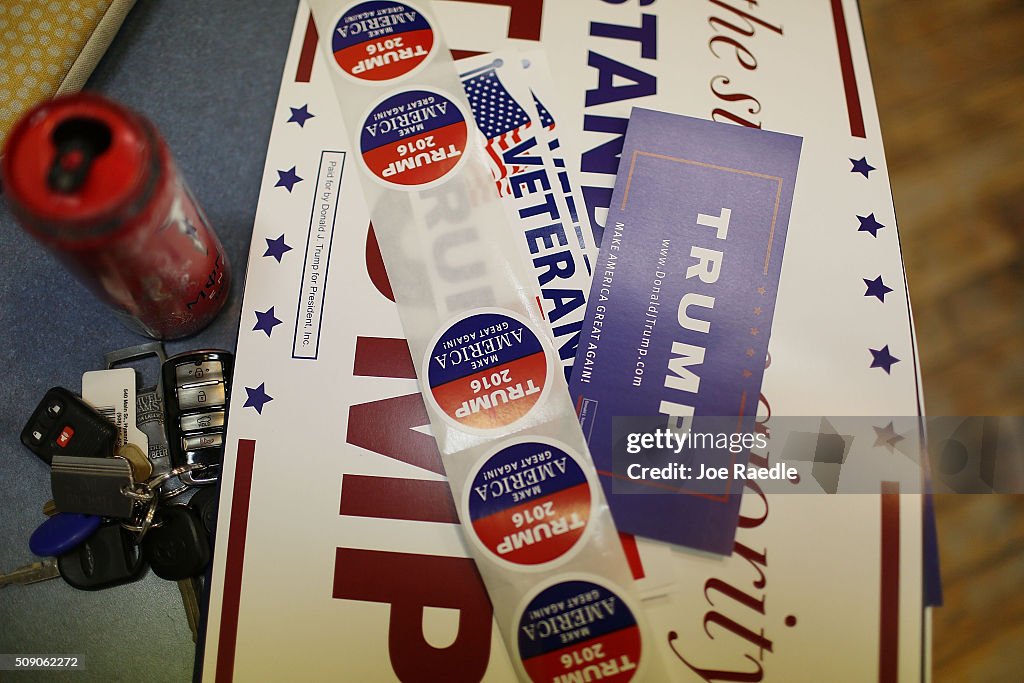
[20,387,117,465]
[57,522,147,590]
[188,485,219,539]
[142,506,211,580]
[162,350,233,486]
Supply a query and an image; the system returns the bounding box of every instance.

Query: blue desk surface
[0,2,297,680]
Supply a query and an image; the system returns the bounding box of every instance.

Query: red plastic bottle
[2,93,230,339]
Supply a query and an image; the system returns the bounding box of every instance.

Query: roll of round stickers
[464,439,593,568]
[423,308,551,433]
[331,1,436,82]
[358,87,469,189]
[516,579,643,683]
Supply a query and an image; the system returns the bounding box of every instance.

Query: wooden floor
[860,1,1024,680]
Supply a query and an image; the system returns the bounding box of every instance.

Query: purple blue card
[569,109,802,554]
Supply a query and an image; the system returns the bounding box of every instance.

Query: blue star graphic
[263,234,292,262]
[253,306,283,337]
[864,275,893,302]
[850,156,876,178]
[857,213,885,237]
[243,383,274,414]
[869,345,900,374]
[275,166,303,192]
[287,104,314,127]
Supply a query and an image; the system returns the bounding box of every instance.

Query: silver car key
[0,559,62,588]
[162,350,233,486]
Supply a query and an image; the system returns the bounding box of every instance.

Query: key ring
[149,463,213,499]
[121,463,212,540]
[144,463,209,491]
[122,486,155,503]
[158,474,195,501]
[122,495,160,541]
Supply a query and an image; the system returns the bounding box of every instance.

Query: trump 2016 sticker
[423,308,551,433]
[465,439,593,568]
[517,579,642,683]
[331,1,436,82]
[358,88,469,189]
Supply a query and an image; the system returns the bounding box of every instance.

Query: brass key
[177,577,202,642]
[117,443,154,481]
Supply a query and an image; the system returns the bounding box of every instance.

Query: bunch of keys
[5,452,216,640]
[3,463,217,641]
[5,346,233,643]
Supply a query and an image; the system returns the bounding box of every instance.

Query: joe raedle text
[626,460,798,483]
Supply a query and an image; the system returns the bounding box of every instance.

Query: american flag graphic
[462,62,534,195]
[533,93,556,131]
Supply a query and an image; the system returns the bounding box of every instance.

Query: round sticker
[517,580,642,683]
[332,1,435,82]
[465,440,592,567]
[423,309,550,432]
[358,88,469,188]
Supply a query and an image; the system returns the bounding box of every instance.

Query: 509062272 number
[2,655,82,670]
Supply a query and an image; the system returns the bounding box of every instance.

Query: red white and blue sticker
[423,309,550,432]
[358,88,469,189]
[465,440,592,568]
[517,580,642,683]
[331,1,435,82]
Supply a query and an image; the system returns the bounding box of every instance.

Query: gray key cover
[50,455,136,519]
[57,522,147,591]
[142,506,211,581]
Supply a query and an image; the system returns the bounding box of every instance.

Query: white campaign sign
[201,2,928,681]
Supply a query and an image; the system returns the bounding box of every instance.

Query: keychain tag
[82,368,149,455]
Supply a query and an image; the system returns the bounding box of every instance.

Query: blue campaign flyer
[569,109,802,554]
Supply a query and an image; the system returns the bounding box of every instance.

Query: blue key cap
[29,512,102,557]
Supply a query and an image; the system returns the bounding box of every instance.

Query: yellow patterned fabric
[0,0,135,149]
